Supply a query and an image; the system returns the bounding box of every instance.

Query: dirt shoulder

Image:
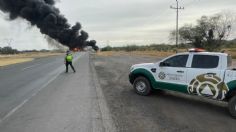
[91,52,236,132]
[0,52,63,67]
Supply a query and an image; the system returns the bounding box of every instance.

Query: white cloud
[56,0,236,47]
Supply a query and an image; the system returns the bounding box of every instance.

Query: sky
[0,0,236,50]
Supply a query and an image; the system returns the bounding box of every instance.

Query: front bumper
[129,73,134,84]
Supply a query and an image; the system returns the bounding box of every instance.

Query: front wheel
[133,76,152,96]
[228,96,236,118]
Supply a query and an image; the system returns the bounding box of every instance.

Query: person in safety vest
[65,50,76,73]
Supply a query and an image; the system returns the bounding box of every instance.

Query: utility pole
[170,0,184,48]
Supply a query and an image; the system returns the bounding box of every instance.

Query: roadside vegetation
[0,46,64,67]
[0,46,19,54]
[100,12,236,58]
[0,46,65,55]
[170,12,235,52]
[100,38,236,57]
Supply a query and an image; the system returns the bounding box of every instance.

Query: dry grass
[97,48,236,59]
[9,52,62,58]
[129,51,176,57]
[97,51,126,57]
[97,51,176,58]
[223,49,236,59]
[0,58,34,67]
[0,52,63,67]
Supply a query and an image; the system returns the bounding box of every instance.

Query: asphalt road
[92,54,236,132]
[0,53,73,119]
[1,52,236,132]
[0,52,114,132]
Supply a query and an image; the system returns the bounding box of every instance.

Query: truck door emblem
[158,72,166,80]
[188,74,229,100]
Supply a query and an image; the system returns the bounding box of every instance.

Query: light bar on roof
[189,48,206,52]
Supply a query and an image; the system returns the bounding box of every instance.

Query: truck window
[163,55,188,67]
[227,55,232,68]
[191,55,219,68]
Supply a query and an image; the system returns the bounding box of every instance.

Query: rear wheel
[228,96,236,118]
[133,76,151,96]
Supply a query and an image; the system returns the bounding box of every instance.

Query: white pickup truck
[129,49,236,118]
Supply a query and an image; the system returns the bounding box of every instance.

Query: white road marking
[90,59,117,132]
[22,64,40,71]
[0,68,61,124]
[0,53,85,124]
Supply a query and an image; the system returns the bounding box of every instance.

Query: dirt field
[97,51,175,58]
[91,52,236,132]
[0,52,63,67]
[97,49,236,58]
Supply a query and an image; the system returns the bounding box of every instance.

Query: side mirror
[159,62,169,67]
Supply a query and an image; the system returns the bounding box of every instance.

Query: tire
[228,96,236,118]
[133,76,152,96]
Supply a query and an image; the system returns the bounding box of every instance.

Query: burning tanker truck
[0,0,99,51]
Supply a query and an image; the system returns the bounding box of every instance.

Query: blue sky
[0,0,236,50]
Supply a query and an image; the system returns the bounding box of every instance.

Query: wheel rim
[136,81,147,93]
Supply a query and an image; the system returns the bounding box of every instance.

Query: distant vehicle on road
[129,48,236,118]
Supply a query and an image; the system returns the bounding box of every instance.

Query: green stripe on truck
[227,80,236,90]
[131,68,188,93]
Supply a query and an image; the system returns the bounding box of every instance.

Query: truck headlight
[130,66,134,71]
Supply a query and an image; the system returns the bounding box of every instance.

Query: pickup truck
[129,49,236,118]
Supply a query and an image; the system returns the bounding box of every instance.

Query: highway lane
[0,53,83,120]
[0,52,114,132]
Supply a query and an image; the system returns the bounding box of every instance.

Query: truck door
[155,54,189,93]
[186,54,226,100]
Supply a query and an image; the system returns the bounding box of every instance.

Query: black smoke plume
[0,0,98,50]
[86,40,99,51]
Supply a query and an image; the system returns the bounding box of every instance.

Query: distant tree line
[0,46,19,54]
[21,49,51,53]
[0,46,56,54]
[101,39,236,52]
[101,43,189,52]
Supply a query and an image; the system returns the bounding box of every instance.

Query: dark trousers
[66,61,76,72]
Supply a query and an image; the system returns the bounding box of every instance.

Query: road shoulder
[90,53,117,132]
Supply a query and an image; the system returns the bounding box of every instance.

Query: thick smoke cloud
[44,0,55,5]
[0,0,98,50]
[86,40,99,51]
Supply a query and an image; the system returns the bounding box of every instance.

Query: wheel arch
[129,69,156,89]
[226,89,236,101]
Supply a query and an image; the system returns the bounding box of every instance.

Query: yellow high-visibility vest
[66,54,73,62]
